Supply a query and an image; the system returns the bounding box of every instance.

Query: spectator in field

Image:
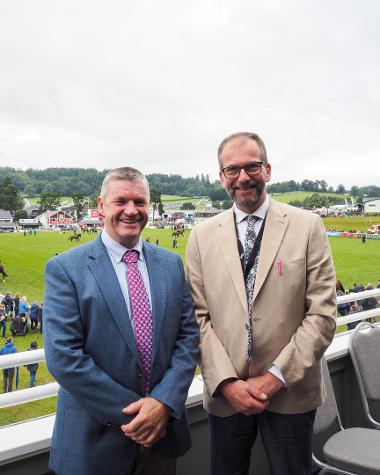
[0,260,8,281]
[362,283,377,323]
[336,280,349,317]
[1,292,14,317]
[26,341,39,387]
[0,304,6,338]
[347,301,362,331]
[29,301,40,330]
[13,294,20,317]
[18,296,29,319]
[1,337,17,392]
[38,303,43,334]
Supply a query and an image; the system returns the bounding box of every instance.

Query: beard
[227,181,265,209]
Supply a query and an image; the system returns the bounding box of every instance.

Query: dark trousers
[129,447,176,475]
[2,368,15,393]
[209,409,316,475]
[0,320,6,337]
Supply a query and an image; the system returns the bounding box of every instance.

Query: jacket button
[136,369,143,378]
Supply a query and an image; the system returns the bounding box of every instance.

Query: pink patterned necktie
[122,250,153,394]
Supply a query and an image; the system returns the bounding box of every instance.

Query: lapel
[142,242,166,364]
[87,237,138,356]
[216,209,248,314]
[253,199,289,300]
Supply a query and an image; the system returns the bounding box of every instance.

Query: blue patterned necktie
[244,215,260,363]
[122,250,153,394]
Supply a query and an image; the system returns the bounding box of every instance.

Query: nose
[123,201,138,216]
[237,167,251,181]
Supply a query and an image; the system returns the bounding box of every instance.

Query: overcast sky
[0,0,379,188]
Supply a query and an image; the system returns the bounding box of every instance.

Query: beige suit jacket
[186,198,336,416]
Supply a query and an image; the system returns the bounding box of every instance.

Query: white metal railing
[336,288,380,328]
[0,349,58,409]
[0,289,379,410]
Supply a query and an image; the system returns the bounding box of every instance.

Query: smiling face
[98,178,149,248]
[219,137,271,214]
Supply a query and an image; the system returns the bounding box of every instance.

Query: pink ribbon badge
[277,260,283,276]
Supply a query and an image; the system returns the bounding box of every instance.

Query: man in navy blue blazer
[44,167,199,475]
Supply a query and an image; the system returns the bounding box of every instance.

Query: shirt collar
[234,195,269,224]
[101,229,144,262]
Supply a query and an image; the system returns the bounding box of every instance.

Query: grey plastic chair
[349,321,380,429]
[313,358,380,475]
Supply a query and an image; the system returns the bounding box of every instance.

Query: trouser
[2,368,15,393]
[209,409,316,475]
[129,446,177,475]
[31,319,38,330]
[0,320,5,337]
[29,370,37,387]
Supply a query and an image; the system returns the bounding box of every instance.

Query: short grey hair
[217,132,268,169]
[100,167,150,200]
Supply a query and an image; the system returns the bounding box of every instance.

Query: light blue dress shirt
[101,230,152,327]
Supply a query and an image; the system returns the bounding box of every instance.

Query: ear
[265,163,271,183]
[219,169,227,187]
[97,196,105,218]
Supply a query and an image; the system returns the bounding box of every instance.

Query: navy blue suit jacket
[44,237,199,475]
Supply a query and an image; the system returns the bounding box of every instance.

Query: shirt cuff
[268,364,286,387]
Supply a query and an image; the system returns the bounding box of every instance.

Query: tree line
[1,167,379,217]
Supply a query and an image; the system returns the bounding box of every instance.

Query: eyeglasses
[221,162,264,179]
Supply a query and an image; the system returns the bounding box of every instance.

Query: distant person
[18,296,29,319]
[1,292,14,317]
[38,303,43,334]
[362,235,366,243]
[29,301,40,330]
[155,238,159,245]
[1,337,17,392]
[336,280,349,316]
[0,260,8,281]
[26,341,39,387]
[347,301,362,330]
[13,294,20,317]
[362,283,377,323]
[377,279,380,289]
[0,304,6,337]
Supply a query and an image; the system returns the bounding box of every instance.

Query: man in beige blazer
[186,132,336,475]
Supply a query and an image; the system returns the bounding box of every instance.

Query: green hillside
[270,191,347,203]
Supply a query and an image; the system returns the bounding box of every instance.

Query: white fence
[1,289,379,411]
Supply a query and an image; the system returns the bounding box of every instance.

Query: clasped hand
[121,397,170,447]
[221,372,285,416]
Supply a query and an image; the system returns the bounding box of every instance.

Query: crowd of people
[0,292,43,338]
[336,279,380,330]
[0,337,40,392]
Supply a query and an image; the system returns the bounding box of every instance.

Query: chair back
[314,358,340,434]
[349,322,380,400]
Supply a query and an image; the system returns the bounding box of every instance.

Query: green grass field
[270,191,346,203]
[161,195,200,202]
[25,196,75,206]
[323,216,380,233]
[0,220,379,426]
